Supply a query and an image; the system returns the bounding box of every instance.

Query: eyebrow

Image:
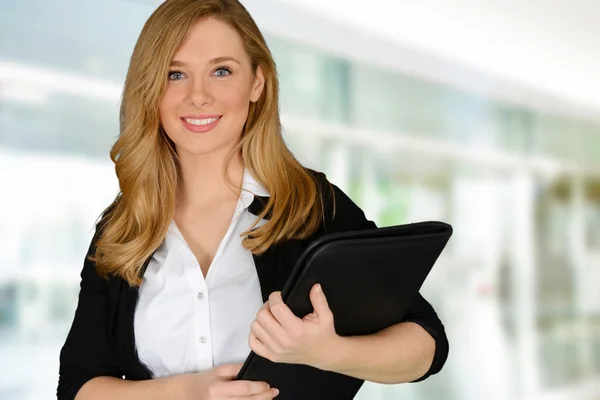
[170,57,241,67]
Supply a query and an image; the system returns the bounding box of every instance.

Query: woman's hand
[168,363,279,399]
[249,284,341,370]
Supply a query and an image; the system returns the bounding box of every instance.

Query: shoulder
[306,168,376,233]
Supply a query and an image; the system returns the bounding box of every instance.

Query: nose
[186,75,213,108]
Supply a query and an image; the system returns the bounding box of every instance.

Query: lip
[180,115,222,134]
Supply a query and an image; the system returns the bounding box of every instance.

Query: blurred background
[0,0,599,399]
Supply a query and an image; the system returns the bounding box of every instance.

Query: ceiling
[283,0,600,114]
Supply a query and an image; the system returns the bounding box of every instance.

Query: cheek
[159,87,182,120]
[218,85,253,113]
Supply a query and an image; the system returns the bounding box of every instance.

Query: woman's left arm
[249,178,449,384]
[328,182,449,383]
[249,286,448,385]
[319,292,447,384]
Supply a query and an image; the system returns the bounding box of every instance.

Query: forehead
[173,17,247,62]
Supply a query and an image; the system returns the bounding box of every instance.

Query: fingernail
[274,388,280,396]
[316,284,322,293]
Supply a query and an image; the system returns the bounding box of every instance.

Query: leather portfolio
[237,221,453,399]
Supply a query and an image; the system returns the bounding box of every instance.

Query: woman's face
[159,17,265,158]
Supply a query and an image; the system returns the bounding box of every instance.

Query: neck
[176,148,244,212]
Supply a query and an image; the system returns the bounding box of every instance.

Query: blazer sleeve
[57,224,124,400]
[328,182,449,382]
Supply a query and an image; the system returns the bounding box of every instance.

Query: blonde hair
[93,0,329,286]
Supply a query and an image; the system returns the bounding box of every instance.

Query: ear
[249,65,265,103]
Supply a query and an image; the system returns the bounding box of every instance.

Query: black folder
[237,221,453,399]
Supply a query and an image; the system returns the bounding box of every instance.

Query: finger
[268,291,301,330]
[240,387,280,399]
[309,284,333,319]
[256,307,288,342]
[249,330,271,360]
[302,311,318,322]
[218,379,271,396]
[259,300,269,312]
[214,363,244,378]
[251,320,274,348]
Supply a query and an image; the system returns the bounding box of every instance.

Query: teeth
[184,117,219,125]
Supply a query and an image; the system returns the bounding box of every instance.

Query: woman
[57,0,449,399]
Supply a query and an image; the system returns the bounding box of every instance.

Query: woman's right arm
[75,367,278,400]
[73,376,172,400]
[58,216,180,399]
[58,222,277,400]
[57,222,166,400]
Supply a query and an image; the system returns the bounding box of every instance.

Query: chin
[180,144,221,156]
[179,138,240,158]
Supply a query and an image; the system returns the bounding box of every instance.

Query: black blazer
[57,171,449,400]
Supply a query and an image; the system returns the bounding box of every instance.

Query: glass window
[349,62,537,153]
[267,35,350,124]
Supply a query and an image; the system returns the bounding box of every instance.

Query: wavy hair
[92,0,329,286]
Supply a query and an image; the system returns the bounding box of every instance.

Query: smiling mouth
[181,116,222,126]
[179,115,223,134]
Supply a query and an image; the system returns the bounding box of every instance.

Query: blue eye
[168,71,185,80]
[213,67,232,77]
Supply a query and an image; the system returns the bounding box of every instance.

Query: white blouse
[134,169,269,378]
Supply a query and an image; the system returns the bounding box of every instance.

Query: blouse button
[199,336,208,344]
[197,292,204,300]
